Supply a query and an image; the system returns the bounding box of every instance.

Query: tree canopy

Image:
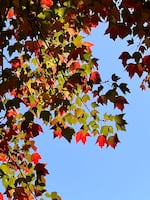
[0,0,150,199]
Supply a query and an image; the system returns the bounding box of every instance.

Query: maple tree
[0,0,150,199]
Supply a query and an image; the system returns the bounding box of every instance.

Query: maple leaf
[107,134,120,149]
[126,63,143,78]
[31,152,41,164]
[6,108,18,120]
[105,23,131,40]
[35,163,49,176]
[41,0,53,7]
[54,127,62,138]
[0,153,7,162]
[21,120,29,132]
[7,7,14,19]
[142,55,150,72]
[114,96,128,111]
[0,141,9,153]
[83,42,94,52]
[0,193,4,200]
[13,187,28,199]
[10,57,22,70]
[119,52,131,67]
[121,0,137,8]
[75,130,90,144]
[30,123,43,137]
[24,41,43,54]
[90,71,101,84]
[58,106,67,116]
[97,94,108,105]
[96,135,107,148]
[70,61,81,72]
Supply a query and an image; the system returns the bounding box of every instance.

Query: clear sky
[35,24,150,200]
[1,23,150,200]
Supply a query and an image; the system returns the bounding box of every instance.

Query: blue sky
[1,23,150,200]
[35,24,150,200]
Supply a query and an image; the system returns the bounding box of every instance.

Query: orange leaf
[70,61,81,72]
[0,153,7,162]
[31,152,41,164]
[41,0,53,7]
[90,71,101,84]
[6,108,18,120]
[7,7,14,19]
[96,135,107,148]
[54,127,62,138]
[75,130,90,144]
[84,42,94,51]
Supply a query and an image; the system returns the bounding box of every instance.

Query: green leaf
[104,113,114,121]
[65,114,78,125]
[111,74,120,82]
[0,164,10,174]
[115,114,127,131]
[75,108,84,118]
[31,57,38,66]
[106,89,118,102]
[2,175,9,188]
[73,35,83,48]
[45,192,52,198]
[82,94,90,103]
[37,12,46,19]
[91,102,98,108]
[89,120,99,129]
[76,97,82,107]
[100,125,113,136]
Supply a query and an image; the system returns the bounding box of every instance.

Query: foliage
[0,0,149,199]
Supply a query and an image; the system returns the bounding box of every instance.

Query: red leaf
[114,96,128,111]
[35,163,49,175]
[119,52,131,67]
[142,55,150,71]
[75,130,90,144]
[21,120,29,132]
[0,141,9,153]
[0,193,4,200]
[90,71,101,84]
[105,23,131,40]
[10,57,22,70]
[96,135,107,148]
[0,153,7,162]
[31,152,41,164]
[107,134,120,149]
[126,63,143,78]
[31,123,43,137]
[7,7,14,19]
[24,41,42,53]
[41,0,53,7]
